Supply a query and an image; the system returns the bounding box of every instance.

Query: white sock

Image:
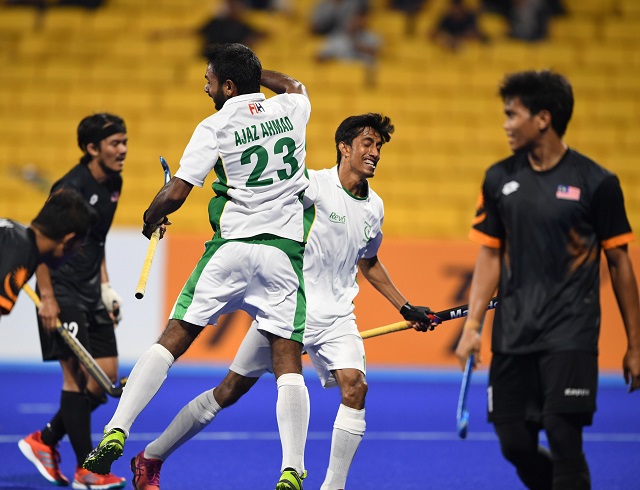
[144,389,221,461]
[321,404,366,490]
[106,344,174,437]
[276,373,309,475]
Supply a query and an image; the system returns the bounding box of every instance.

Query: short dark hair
[334,113,395,164]
[203,43,262,94]
[499,70,573,137]
[32,188,97,240]
[77,113,126,165]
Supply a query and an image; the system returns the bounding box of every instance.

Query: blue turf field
[1,363,639,489]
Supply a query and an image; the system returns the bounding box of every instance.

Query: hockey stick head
[457,409,470,439]
[456,353,476,439]
[160,156,171,184]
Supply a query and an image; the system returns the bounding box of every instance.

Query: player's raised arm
[261,69,308,97]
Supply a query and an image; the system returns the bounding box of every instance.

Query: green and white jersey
[175,92,311,241]
[303,167,383,335]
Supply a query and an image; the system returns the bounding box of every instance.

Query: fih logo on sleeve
[248,102,265,114]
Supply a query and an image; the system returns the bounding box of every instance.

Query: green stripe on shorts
[173,234,306,343]
[172,238,226,320]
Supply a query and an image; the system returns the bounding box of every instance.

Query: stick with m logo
[358,297,498,340]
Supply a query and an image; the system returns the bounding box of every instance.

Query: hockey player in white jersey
[125,113,436,490]
[83,43,312,489]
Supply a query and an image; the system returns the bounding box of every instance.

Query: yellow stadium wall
[166,234,640,372]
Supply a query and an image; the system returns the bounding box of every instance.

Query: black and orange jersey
[471,149,634,354]
[46,164,122,308]
[0,219,39,315]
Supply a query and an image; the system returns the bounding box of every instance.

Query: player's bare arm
[34,263,59,332]
[358,255,434,331]
[358,256,406,309]
[456,245,501,370]
[260,69,308,97]
[604,245,640,392]
[142,178,193,239]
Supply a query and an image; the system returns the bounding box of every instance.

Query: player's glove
[101,282,123,323]
[400,302,437,331]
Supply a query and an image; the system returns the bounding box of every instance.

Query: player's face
[503,97,541,152]
[341,127,383,178]
[204,66,227,111]
[97,133,127,174]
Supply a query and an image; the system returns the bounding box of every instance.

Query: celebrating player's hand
[400,303,438,331]
[142,216,170,240]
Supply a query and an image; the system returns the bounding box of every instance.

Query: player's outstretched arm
[604,245,640,392]
[358,255,434,331]
[261,70,308,97]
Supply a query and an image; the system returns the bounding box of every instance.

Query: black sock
[86,390,108,411]
[41,390,107,448]
[59,391,93,467]
[553,454,590,490]
[41,410,65,447]
[516,445,553,490]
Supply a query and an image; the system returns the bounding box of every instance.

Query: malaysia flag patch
[556,185,581,201]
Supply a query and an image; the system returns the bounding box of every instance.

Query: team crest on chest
[363,222,371,242]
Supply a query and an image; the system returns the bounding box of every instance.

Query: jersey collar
[331,165,369,201]
[222,92,267,108]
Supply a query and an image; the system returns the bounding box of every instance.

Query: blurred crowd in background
[1,0,638,240]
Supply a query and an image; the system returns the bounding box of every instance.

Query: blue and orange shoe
[72,467,125,489]
[18,431,70,486]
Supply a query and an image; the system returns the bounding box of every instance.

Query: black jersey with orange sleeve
[470,149,634,354]
[46,164,122,308]
[0,219,39,315]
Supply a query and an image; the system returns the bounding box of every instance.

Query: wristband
[399,302,412,316]
[463,318,482,332]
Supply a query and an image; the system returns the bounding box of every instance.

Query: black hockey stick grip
[359,297,498,340]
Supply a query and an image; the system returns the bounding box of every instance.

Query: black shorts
[488,351,597,425]
[38,304,118,361]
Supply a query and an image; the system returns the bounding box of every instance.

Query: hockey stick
[456,315,485,439]
[135,156,172,299]
[359,297,498,340]
[22,284,125,397]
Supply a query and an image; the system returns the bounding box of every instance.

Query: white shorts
[170,236,305,343]
[230,317,366,388]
